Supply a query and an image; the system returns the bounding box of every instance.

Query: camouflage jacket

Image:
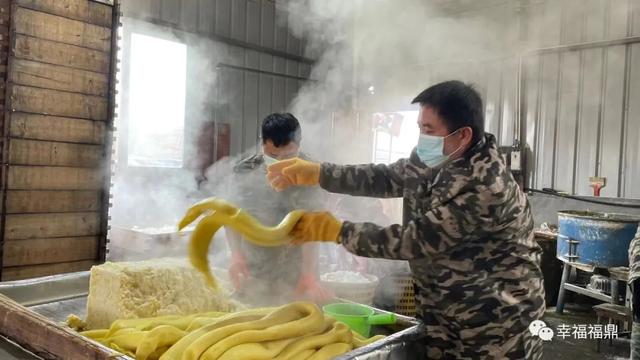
[319,134,546,358]
[629,226,640,284]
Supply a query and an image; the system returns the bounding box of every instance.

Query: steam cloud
[110,0,607,308]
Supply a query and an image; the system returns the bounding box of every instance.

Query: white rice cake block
[85,258,237,329]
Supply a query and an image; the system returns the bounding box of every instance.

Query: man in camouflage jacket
[267,81,546,359]
[629,226,640,359]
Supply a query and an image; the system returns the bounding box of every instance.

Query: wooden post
[99,0,120,264]
[0,0,12,281]
[0,0,117,279]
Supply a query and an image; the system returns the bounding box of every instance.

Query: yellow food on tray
[75,301,385,360]
[178,197,305,289]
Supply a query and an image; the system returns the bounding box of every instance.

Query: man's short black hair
[261,113,301,147]
[411,81,484,145]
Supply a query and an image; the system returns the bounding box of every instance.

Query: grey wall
[120,0,640,199]
[528,193,640,227]
[122,0,313,158]
[354,0,640,199]
[215,62,310,156]
[353,0,522,148]
[109,0,640,233]
[522,0,640,199]
[110,0,315,229]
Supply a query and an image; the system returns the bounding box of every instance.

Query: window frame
[371,111,420,164]
[117,19,189,172]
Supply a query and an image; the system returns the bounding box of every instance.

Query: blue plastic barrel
[557,210,640,268]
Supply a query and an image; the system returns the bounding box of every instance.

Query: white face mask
[263,154,279,166]
[263,153,299,166]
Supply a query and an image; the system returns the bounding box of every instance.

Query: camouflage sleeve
[629,226,640,284]
[339,186,502,260]
[319,159,407,198]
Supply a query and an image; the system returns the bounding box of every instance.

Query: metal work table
[0,297,91,360]
[0,271,425,360]
[0,336,41,360]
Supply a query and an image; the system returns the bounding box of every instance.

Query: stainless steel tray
[0,272,92,360]
[0,271,425,360]
[0,336,42,360]
[335,310,426,360]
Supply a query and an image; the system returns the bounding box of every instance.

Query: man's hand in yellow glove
[266,158,321,192]
[290,212,343,244]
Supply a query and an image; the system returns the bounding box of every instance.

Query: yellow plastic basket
[390,273,416,317]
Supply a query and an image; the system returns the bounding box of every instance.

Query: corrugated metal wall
[122,0,640,200]
[215,63,310,156]
[356,58,520,150]
[521,0,640,198]
[359,0,640,199]
[421,58,519,149]
[109,1,314,230]
[122,0,312,157]
[354,0,521,152]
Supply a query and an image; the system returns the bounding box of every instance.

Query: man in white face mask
[224,113,331,306]
[266,81,545,359]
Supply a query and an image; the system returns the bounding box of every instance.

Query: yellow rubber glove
[266,158,321,192]
[290,212,343,244]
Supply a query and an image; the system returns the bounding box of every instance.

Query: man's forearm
[301,243,318,274]
[225,227,243,254]
[319,162,405,198]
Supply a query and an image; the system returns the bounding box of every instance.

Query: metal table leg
[556,263,571,314]
[611,279,620,305]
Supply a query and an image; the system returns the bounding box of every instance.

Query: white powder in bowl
[321,271,374,284]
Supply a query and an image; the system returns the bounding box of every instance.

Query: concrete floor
[543,305,630,360]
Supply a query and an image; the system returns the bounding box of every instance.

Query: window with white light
[127,33,187,168]
[372,111,420,164]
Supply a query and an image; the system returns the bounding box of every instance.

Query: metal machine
[555,210,640,313]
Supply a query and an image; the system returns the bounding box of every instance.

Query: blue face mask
[416,131,459,167]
